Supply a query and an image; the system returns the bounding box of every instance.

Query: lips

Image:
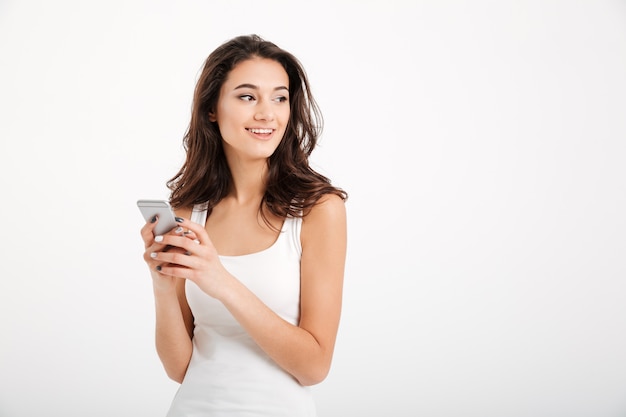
[247,128,274,134]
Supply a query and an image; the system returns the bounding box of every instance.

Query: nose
[254,101,275,122]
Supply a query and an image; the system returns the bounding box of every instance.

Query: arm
[140,210,195,383]
[153,277,194,382]
[152,194,347,385]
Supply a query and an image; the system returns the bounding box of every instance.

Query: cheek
[216,110,240,131]
[279,108,291,124]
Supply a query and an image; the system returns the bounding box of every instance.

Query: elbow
[166,369,186,384]
[294,343,337,386]
[296,360,331,386]
[162,360,190,384]
[298,374,327,387]
[156,346,192,384]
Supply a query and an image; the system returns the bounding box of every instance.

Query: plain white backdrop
[1,1,625,416]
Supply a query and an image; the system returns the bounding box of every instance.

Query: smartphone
[137,199,179,236]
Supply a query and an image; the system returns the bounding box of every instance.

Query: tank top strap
[191,203,209,225]
[282,215,303,257]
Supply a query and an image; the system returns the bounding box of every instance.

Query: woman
[140,34,347,416]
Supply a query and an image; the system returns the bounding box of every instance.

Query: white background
[1,1,625,416]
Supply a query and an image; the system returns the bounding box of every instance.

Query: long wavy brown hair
[167,34,347,223]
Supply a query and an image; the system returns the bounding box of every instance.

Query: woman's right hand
[140,216,186,292]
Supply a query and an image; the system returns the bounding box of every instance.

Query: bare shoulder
[303,194,346,223]
[301,194,347,245]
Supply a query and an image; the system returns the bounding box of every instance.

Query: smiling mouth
[246,128,274,135]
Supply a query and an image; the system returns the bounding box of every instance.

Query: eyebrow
[233,83,289,92]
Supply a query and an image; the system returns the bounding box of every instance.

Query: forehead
[223,57,289,88]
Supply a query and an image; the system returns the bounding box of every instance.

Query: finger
[152,250,199,271]
[143,244,175,266]
[144,222,184,257]
[141,216,183,247]
[152,234,204,259]
[155,263,193,280]
[148,225,182,250]
[140,215,159,246]
[156,229,206,255]
[153,225,186,245]
[150,244,183,257]
[182,231,200,252]
[183,229,198,241]
[173,218,210,246]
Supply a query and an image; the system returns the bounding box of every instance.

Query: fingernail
[175,227,184,234]
[184,251,191,256]
[175,217,184,223]
[156,265,162,271]
[150,252,157,258]
[151,216,157,223]
[193,239,200,244]
[155,235,164,242]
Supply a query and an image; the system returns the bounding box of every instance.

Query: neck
[227,158,268,205]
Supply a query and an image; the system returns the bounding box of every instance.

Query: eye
[274,96,288,103]
[239,94,255,101]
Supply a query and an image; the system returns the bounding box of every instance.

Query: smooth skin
[140,58,347,386]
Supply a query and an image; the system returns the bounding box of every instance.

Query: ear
[208,111,217,122]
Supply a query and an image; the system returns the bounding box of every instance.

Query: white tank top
[166,204,316,417]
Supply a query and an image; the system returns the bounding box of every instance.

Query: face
[210,57,290,165]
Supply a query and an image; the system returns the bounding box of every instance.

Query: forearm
[153,288,193,383]
[219,276,333,386]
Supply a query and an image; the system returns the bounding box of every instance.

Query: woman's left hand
[150,218,230,299]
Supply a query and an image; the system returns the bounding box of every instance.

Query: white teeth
[248,128,273,134]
